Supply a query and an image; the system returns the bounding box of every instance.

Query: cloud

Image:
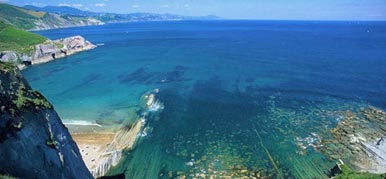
[184,4,190,8]
[25,2,46,7]
[160,4,170,8]
[58,3,83,8]
[95,3,105,7]
[131,5,140,8]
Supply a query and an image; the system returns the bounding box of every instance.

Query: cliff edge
[0,62,92,179]
[0,35,96,69]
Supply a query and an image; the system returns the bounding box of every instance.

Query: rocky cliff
[31,13,103,31]
[0,35,95,69]
[0,62,92,179]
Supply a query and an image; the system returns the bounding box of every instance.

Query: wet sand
[68,120,145,176]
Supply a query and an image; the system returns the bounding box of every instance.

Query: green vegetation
[0,62,52,112]
[0,174,18,179]
[46,132,58,148]
[1,3,102,30]
[14,6,46,18]
[0,61,17,73]
[13,86,52,110]
[0,62,53,142]
[0,3,39,30]
[334,164,386,179]
[0,21,46,52]
[54,42,64,49]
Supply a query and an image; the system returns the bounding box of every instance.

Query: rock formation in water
[90,92,163,178]
[318,107,386,174]
[0,62,92,179]
[0,35,96,69]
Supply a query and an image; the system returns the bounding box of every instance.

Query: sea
[23,20,386,178]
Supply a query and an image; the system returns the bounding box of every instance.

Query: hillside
[0,3,103,30]
[0,21,47,52]
[23,5,221,23]
[24,5,98,16]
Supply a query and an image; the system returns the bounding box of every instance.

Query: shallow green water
[23,21,386,178]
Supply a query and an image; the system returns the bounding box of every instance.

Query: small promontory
[0,62,92,179]
[1,21,96,69]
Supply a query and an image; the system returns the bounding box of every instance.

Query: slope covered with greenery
[0,3,102,30]
[334,164,386,179]
[0,3,43,30]
[22,4,220,23]
[0,21,46,52]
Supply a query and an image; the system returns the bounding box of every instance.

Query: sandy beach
[67,119,145,177]
[72,133,115,169]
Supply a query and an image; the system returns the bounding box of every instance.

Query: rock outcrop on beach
[0,62,92,179]
[90,92,163,178]
[0,35,95,69]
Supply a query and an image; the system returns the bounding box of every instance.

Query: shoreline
[67,90,162,178]
[30,43,96,66]
[67,118,145,177]
[1,35,96,70]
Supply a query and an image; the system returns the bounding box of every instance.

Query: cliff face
[0,35,95,69]
[31,13,103,31]
[0,62,92,179]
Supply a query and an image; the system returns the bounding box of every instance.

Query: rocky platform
[0,35,96,69]
[319,107,386,174]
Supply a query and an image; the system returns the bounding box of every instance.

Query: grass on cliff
[0,21,46,52]
[0,3,41,30]
[334,164,386,179]
[0,174,18,179]
[0,62,52,111]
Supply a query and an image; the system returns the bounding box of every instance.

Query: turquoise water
[23,21,386,178]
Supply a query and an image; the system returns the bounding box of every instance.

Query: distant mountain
[0,3,103,30]
[22,5,221,23]
[23,5,97,16]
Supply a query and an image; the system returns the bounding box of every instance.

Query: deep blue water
[23,21,386,178]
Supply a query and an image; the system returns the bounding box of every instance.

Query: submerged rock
[0,62,92,179]
[318,107,386,174]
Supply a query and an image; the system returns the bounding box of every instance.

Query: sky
[4,0,386,20]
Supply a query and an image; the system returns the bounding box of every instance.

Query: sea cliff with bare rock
[0,35,95,69]
[0,62,92,178]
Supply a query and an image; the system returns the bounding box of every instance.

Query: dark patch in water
[118,66,191,85]
[173,65,189,71]
[42,66,67,76]
[123,76,295,178]
[156,70,186,84]
[24,66,67,82]
[55,73,102,95]
[245,76,255,83]
[118,67,158,84]
[82,74,102,85]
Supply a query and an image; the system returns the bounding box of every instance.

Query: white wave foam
[148,100,164,112]
[63,120,102,127]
